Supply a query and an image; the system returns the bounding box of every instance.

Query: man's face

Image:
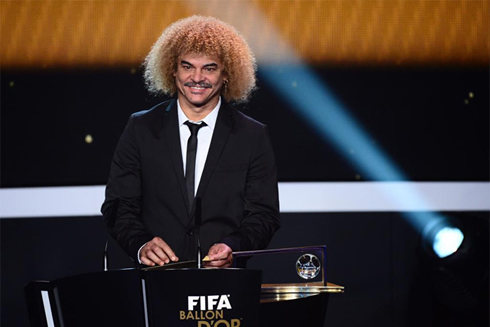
[174,53,227,113]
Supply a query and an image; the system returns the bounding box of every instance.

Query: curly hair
[144,15,257,103]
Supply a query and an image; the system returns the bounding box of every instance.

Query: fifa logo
[181,294,240,325]
[187,294,232,311]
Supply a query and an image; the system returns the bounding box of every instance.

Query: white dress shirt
[177,98,220,195]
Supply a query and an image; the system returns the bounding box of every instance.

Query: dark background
[2,66,489,187]
[1,65,489,326]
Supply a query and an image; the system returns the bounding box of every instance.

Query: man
[101,15,280,268]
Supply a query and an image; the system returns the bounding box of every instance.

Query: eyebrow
[180,60,218,68]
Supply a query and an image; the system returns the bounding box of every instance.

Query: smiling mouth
[184,82,212,89]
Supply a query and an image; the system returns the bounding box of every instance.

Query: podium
[25,246,343,327]
[25,268,260,327]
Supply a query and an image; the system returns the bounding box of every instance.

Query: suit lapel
[194,102,234,204]
[160,100,192,215]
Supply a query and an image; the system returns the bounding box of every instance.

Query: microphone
[195,197,202,269]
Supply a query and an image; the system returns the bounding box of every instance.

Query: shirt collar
[177,97,221,131]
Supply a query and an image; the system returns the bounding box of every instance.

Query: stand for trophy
[234,245,344,326]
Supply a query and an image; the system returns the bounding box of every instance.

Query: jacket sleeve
[221,125,280,252]
[101,114,154,261]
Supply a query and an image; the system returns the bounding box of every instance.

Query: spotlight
[418,215,489,326]
[432,227,464,258]
[425,223,465,259]
[421,218,467,260]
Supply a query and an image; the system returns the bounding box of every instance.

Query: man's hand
[203,243,233,268]
[140,237,179,266]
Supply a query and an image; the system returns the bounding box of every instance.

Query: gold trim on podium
[260,282,344,303]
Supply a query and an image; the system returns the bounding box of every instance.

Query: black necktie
[184,121,206,211]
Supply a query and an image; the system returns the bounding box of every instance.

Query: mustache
[184,82,212,88]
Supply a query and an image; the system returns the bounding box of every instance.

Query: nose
[191,69,203,82]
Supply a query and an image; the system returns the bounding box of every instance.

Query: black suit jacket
[101,99,280,262]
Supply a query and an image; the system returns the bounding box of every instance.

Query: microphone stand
[195,197,202,269]
[103,237,109,271]
[103,199,119,272]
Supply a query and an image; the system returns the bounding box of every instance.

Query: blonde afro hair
[144,15,257,103]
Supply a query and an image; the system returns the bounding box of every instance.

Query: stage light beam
[190,0,463,236]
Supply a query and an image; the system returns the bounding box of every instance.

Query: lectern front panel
[143,268,261,327]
